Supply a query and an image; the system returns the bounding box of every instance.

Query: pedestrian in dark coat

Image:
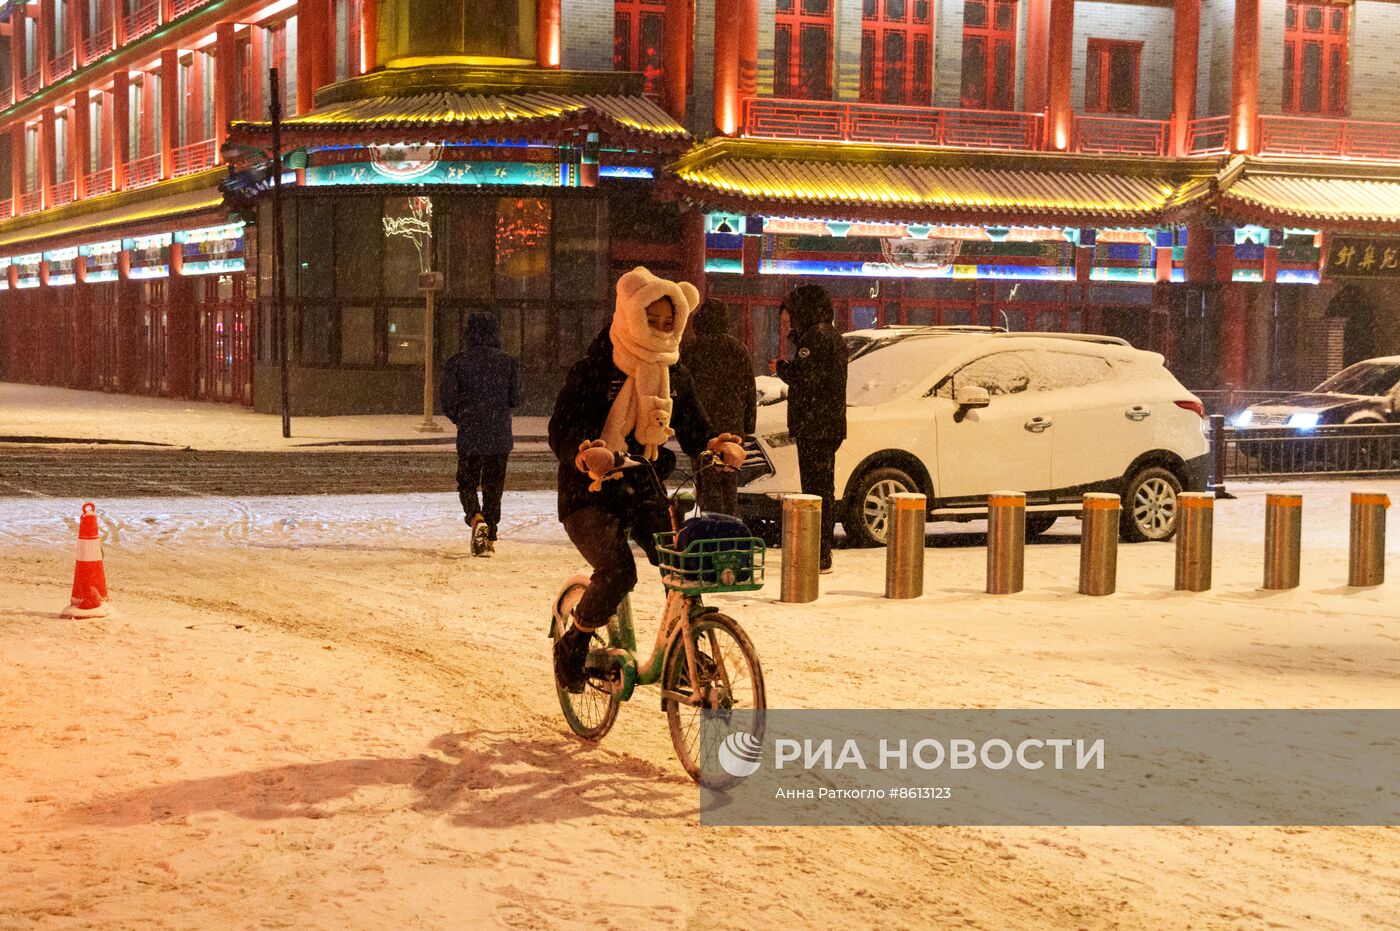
[548,267,745,694]
[440,313,521,545]
[775,284,847,570]
[681,298,757,517]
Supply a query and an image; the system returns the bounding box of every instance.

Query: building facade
[2,0,1400,414]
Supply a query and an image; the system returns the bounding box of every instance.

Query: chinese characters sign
[306,160,567,188]
[1327,237,1400,277]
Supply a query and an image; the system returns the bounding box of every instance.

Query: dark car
[1237,357,1400,429]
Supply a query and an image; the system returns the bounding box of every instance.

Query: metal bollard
[1348,491,1391,588]
[1079,493,1120,596]
[1262,493,1303,590]
[986,491,1026,595]
[884,493,926,599]
[1174,492,1215,592]
[781,494,822,603]
[1209,414,1232,499]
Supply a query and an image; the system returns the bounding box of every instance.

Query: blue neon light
[1276,268,1321,285]
[757,259,1075,281]
[598,165,654,179]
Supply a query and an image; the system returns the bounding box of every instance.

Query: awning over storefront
[0,183,226,251]
[229,91,691,152]
[1215,158,1400,230]
[665,138,1214,226]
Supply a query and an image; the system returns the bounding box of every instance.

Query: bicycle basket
[654,530,766,594]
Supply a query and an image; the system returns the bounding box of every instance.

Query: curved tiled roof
[1220,173,1400,226]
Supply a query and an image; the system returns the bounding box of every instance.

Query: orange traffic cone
[60,502,114,619]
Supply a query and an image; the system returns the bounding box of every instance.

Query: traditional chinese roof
[1215,158,1400,229]
[229,92,690,152]
[664,138,1214,225]
[0,177,225,251]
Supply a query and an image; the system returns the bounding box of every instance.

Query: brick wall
[562,0,614,71]
[1199,0,1233,117]
[1256,0,1286,116]
[1349,1,1400,121]
[933,0,966,108]
[1070,1,1174,119]
[834,0,863,100]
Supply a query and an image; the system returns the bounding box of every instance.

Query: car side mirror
[954,385,991,422]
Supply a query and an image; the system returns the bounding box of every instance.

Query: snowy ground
[2,481,1399,928]
[0,383,549,451]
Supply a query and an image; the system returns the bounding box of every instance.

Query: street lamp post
[269,67,290,439]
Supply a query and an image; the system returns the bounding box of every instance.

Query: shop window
[335,198,382,298]
[960,0,1016,109]
[553,198,607,302]
[299,304,334,365]
[442,198,494,300]
[386,305,424,365]
[614,0,665,96]
[1084,39,1140,115]
[383,196,432,299]
[1283,0,1348,115]
[774,0,833,100]
[298,199,334,298]
[339,305,375,364]
[860,0,932,105]
[495,198,551,302]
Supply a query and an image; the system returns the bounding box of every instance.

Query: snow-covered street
[3,483,1399,928]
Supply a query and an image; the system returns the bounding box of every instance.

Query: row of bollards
[778,489,1391,602]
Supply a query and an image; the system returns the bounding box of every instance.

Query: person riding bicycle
[549,267,746,694]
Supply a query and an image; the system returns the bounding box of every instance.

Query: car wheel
[1024,513,1058,539]
[844,466,920,548]
[1120,466,1182,543]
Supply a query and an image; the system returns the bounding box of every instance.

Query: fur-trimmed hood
[612,266,700,355]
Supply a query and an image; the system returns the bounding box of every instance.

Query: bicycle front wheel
[552,585,620,742]
[662,613,766,787]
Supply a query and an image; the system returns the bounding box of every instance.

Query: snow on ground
[0,383,549,451]
[2,481,1399,928]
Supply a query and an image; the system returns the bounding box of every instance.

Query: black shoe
[553,626,591,694]
[819,553,833,574]
[470,517,490,557]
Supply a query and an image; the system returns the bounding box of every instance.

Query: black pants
[797,440,840,564]
[692,455,740,517]
[563,501,669,632]
[457,453,509,540]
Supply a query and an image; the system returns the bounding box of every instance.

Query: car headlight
[1233,410,1253,427]
[1286,412,1321,430]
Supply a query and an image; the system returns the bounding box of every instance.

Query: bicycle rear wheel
[662,613,765,787]
[552,583,620,741]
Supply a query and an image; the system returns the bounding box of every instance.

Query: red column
[296,0,329,114]
[71,92,89,190]
[738,0,757,99]
[160,49,178,176]
[112,70,129,188]
[662,0,688,119]
[39,109,55,208]
[360,0,377,73]
[1170,0,1200,156]
[189,49,206,144]
[1045,0,1074,150]
[10,125,25,207]
[37,0,52,85]
[537,0,560,68]
[69,0,84,66]
[111,0,126,48]
[712,0,739,134]
[214,22,236,149]
[165,276,197,399]
[249,23,267,119]
[9,13,23,106]
[1023,0,1049,114]
[682,210,706,300]
[1230,0,1259,154]
[1184,221,1209,282]
[1221,284,1248,389]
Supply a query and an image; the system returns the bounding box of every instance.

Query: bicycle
[547,454,767,786]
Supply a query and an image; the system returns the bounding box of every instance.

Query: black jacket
[440,315,521,456]
[680,300,757,437]
[776,285,847,444]
[549,327,715,521]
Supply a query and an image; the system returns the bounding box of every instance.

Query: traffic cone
[60,502,114,619]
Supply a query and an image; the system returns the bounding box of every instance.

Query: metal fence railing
[1208,416,1400,490]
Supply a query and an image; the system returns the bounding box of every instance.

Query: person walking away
[681,299,757,516]
[440,313,521,556]
[775,284,847,572]
[549,267,745,694]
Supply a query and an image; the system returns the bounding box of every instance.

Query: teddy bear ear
[676,281,700,313]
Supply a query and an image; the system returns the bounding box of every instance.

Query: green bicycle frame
[597,588,717,703]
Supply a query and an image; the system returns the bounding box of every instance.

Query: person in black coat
[681,299,757,516]
[775,284,848,571]
[440,313,521,551]
[549,267,745,694]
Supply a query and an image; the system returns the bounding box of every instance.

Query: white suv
[738,327,1210,547]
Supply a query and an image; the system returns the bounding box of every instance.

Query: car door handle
[1125,406,1151,422]
[1024,416,1053,433]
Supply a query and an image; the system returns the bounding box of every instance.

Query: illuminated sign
[44,246,78,286]
[598,165,654,180]
[756,258,1076,281]
[305,160,567,188]
[0,256,10,290]
[13,252,41,287]
[126,232,171,279]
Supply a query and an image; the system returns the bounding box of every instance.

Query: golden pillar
[378,0,539,69]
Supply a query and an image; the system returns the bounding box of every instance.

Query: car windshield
[1316,362,1400,397]
[847,336,969,406]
